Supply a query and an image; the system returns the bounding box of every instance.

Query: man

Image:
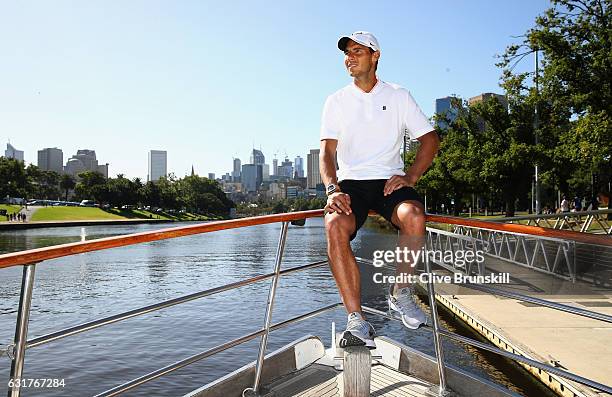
[561,196,570,213]
[320,31,440,349]
[573,195,582,212]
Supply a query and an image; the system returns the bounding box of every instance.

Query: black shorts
[338,179,424,241]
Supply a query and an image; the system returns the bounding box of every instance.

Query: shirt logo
[382,106,386,110]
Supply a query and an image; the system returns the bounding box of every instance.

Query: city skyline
[4,140,319,181]
[1,1,548,179]
[3,87,502,181]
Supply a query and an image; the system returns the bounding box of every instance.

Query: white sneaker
[339,312,376,349]
[388,285,426,329]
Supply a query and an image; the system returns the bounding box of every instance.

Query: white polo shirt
[320,80,433,181]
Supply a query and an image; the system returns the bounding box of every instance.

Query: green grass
[107,208,173,220]
[0,204,21,216]
[31,207,126,221]
[106,208,215,221]
[28,206,224,222]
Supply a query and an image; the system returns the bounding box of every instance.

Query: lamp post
[534,49,541,214]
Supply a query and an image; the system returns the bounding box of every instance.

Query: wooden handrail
[426,214,611,246]
[0,210,609,269]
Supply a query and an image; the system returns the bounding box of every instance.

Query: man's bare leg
[387,201,427,329]
[324,212,362,315]
[391,201,426,292]
[325,211,376,348]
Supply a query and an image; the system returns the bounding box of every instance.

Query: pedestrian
[588,195,599,211]
[561,196,570,213]
[573,195,582,212]
[320,31,439,349]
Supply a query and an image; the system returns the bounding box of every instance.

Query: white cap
[338,31,380,52]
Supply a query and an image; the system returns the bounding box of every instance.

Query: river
[0,219,556,396]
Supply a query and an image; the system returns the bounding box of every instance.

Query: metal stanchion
[244,221,289,396]
[7,264,37,397]
[424,252,451,396]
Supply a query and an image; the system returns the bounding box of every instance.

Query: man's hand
[384,174,417,196]
[325,192,352,215]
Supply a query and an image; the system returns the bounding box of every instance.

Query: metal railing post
[424,251,450,396]
[245,221,289,396]
[7,263,37,397]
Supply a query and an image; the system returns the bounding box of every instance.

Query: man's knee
[394,202,425,232]
[325,213,355,241]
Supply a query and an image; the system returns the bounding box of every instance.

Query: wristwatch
[326,183,340,196]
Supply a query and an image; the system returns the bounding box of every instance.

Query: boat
[1,210,611,397]
[187,333,523,397]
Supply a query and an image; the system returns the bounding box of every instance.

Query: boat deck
[263,363,435,397]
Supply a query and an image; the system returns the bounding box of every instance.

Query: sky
[1,0,550,180]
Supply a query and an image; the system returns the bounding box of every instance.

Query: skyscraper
[294,156,304,178]
[241,164,262,193]
[208,173,216,180]
[98,163,109,178]
[73,150,98,170]
[64,149,108,177]
[435,96,460,130]
[4,143,24,161]
[232,158,241,182]
[37,148,63,173]
[307,149,322,189]
[468,92,507,109]
[272,158,278,176]
[277,157,293,178]
[250,149,265,165]
[148,150,167,182]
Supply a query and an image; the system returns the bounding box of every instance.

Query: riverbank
[0,218,177,230]
[0,206,225,230]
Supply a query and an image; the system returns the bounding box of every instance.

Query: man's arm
[320,139,339,187]
[383,130,440,195]
[320,139,351,214]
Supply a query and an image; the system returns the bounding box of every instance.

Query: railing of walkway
[0,211,611,397]
[490,208,612,235]
[432,226,578,280]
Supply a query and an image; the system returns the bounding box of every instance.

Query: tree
[139,181,161,208]
[499,0,611,211]
[60,174,76,201]
[272,201,288,214]
[132,177,144,204]
[156,176,179,209]
[75,171,107,202]
[420,100,484,215]
[38,170,61,200]
[177,175,233,214]
[102,174,142,207]
[0,157,28,199]
[411,91,538,217]
[25,164,43,199]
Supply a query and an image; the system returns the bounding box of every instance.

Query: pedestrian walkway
[20,205,39,222]
[0,206,37,224]
[429,256,612,397]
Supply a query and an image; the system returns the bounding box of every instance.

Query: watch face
[326,184,336,194]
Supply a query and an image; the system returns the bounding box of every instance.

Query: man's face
[344,40,379,77]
